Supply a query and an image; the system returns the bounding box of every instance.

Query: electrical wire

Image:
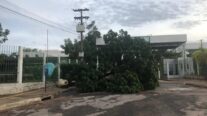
[0,4,78,35]
[4,0,76,31]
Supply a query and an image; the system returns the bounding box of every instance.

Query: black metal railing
[23,57,43,82]
[0,45,18,83]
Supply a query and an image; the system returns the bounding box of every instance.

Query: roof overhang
[134,34,187,50]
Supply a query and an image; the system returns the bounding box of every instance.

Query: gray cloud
[173,20,201,29]
[88,0,195,27]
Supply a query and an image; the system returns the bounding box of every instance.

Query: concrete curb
[0,97,41,111]
[185,83,207,89]
[0,89,67,112]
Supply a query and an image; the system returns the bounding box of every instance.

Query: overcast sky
[0,0,207,50]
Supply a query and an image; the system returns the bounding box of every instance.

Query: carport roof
[134,34,187,49]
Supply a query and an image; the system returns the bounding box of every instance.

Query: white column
[173,61,176,75]
[158,63,160,79]
[166,60,169,79]
[42,52,46,82]
[96,47,99,70]
[182,43,186,77]
[96,55,99,70]
[158,68,161,79]
[58,55,61,80]
[17,46,23,84]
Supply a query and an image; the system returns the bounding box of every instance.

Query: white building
[135,34,196,79]
[23,50,68,58]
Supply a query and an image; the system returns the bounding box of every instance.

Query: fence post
[58,55,61,80]
[42,52,46,82]
[17,46,23,84]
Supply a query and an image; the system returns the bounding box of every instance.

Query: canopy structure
[135,34,187,50]
[134,34,188,79]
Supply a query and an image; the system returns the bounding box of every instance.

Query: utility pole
[73,8,89,61]
[45,29,48,93]
[200,39,203,49]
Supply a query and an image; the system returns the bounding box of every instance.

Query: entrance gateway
[134,34,194,79]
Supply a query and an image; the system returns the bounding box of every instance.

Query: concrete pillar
[58,55,61,80]
[158,63,160,79]
[166,60,169,79]
[158,68,161,79]
[182,43,186,77]
[42,52,46,83]
[96,55,99,70]
[17,46,23,84]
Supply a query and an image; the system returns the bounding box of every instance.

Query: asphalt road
[1,80,207,116]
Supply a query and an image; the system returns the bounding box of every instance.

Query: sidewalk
[163,78,207,88]
[0,86,67,111]
[183,79,207,88]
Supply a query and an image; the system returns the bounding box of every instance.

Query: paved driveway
[2,80,207,116]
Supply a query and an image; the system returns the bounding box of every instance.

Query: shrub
[106,70,143,93]
[61,63,106,92]
[140,61,159,90]
[61,63,86,83]
[61,62,159,93]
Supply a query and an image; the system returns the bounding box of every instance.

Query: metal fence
[23,57,43,82]
[0,46,67,84]
[22,49,62,83]
[0,45,18,83]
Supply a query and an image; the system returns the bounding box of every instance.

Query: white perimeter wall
[0,82,44,95]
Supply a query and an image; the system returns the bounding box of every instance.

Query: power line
[0,4,78,35]
[4,0,76,32]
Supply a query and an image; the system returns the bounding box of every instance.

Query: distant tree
[193,49,207,63]
[192,49,207,76]
[60,39,80,59]
[0,23,10,44]
[86,21,95,30]
[23,48,38,52]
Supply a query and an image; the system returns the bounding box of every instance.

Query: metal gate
[0,45,18,83]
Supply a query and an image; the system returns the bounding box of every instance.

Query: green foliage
[0,23,9,44]
[0,55,17,73]
[61,28,159,93]
[23,48,38,52]
[61,63,83,83]
[192,49,207,64]
[106,70,143,93]
[61,64,143,93]
[23,57,43,82]
[61,39,80,59]
[192,49,207,77]
[23,65,42,82]
[48,68,58,82]
[22,57,58,82]
[61,63,105,92]
[140,59,159,90]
